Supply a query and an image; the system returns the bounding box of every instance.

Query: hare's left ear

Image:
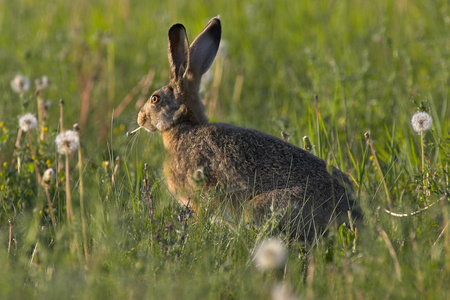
[168,23,190,81]
[188,17,221,79]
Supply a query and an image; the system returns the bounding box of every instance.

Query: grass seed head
[411,112,432,134]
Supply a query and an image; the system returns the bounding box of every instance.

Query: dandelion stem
[36,91,43,141]
[65,148,73,223]
[30,241,39,266]
[44,186,57,233]
[59,99,64,132]
[8,220,12,255]
[75,124,89,265]
[420,131,428,197]
[11,128,23,172]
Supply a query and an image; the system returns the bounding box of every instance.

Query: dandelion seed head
[42,168,55,186]
[19,113,38,132]
[253,238,287,272]
[271,283,299,300]
[35,76,50,90]
[11,74,31,93]
[55,130,79,154]
[411,112,432,134]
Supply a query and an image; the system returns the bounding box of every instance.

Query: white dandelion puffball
[411,112,432,134]
[55,130,79,154]
[35,76,50,90]
[253,238,287,271]
[11,74,31,93]
[42,168,55,186]
[19,113,38,132]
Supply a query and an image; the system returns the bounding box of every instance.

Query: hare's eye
[150,95,160,104]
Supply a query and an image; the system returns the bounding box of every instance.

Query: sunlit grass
[0,0,449,299]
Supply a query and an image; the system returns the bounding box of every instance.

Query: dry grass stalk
[74,124,89,265]
[113,67,155,119]
[365,131,392,209]
[306,254,315,300]
[377,226,402,281]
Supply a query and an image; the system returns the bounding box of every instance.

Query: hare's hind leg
[245,188,320,240]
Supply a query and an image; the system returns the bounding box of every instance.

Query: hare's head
[138,18,221,132]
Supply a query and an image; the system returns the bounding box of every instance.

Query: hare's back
[185,123,345,192]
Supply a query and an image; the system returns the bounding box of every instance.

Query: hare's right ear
[168,23,190,81]
[188,17,221,79]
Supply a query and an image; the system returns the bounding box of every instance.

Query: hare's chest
[163,153,205,198]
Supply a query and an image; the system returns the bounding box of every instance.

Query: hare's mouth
[137,113,158,132]
[140,122,158,132]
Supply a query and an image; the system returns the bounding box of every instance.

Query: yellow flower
[0,185,4,191]
[119,123,125,131]
[369,155,374,161]
[3,162,7,167]
[46,159,52,167]
[0,122,3,127]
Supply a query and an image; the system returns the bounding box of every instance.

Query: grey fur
[138,17,360,240]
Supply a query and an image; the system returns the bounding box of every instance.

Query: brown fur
[138,18,360,240]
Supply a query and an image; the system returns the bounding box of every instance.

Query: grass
[1,0,449,299]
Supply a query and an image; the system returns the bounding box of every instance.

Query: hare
[137,17,360,240]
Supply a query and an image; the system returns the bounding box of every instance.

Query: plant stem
[65,149,73,223]
[11,128,23,173]
[420,131,429,197]
[8,220,12,255]
[36,91,43,140]
[44,186,57,233]
[30,242,39,266]
[59,99,64,131]
[365,131,392,209]
[77,132,89,265]
[27,131,41,183]
[377,226,402,281]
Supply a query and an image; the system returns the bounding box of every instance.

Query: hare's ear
[188,17,221,79]
[168,23,190,81]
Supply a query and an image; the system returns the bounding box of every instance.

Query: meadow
[0,0,449,299]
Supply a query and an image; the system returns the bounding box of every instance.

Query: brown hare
[137,17,360,240]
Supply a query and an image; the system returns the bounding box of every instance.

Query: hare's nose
[137,111,147,126]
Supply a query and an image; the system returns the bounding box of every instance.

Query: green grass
[1,0,449,299]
